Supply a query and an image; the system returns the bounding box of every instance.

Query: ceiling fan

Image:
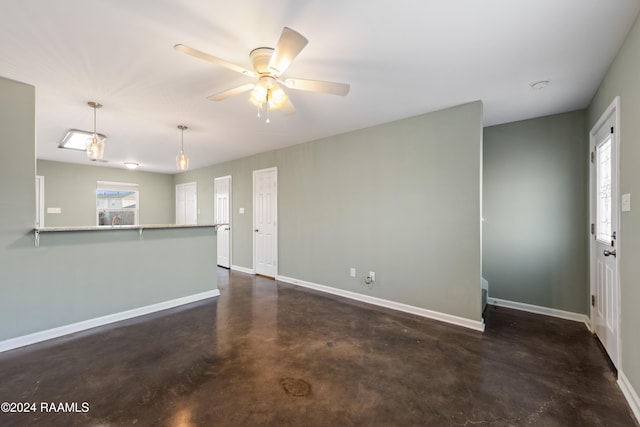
[175,27,350,121]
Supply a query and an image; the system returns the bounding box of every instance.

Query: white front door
[253,167,277,277]
[176,182,197,225]
[214,176,231,268]
[590,98,620,368]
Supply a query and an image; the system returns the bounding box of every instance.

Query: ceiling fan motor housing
[249,47,275,75]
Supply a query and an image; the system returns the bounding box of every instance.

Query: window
[96,181,139,226]
[596,137,612,242]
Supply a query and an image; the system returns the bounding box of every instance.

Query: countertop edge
[34,224,223,232]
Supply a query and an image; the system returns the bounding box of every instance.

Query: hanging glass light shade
[86,102,105,161]
[176,124,189,171]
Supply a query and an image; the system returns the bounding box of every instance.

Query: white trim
[276,275,485,332]
[231,264,255,275]
[487,296,590,329]
[36,175,45,228]
[0,290,220,353]
[618,371,640,424]
[96,180,139,189]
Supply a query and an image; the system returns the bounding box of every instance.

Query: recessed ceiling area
[1,0,639,173]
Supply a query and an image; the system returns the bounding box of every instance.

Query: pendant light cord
[177,124,188,152]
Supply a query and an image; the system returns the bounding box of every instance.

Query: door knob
[255,229,259,232]
[603,249,617,257]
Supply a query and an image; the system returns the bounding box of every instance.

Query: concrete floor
[0,269,637,426]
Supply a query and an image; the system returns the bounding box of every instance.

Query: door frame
[36,175,45,227]
[589,96,621,368]
[214,175,232,268]
[253,167,278,277]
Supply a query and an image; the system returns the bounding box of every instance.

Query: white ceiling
[1,0,639,173]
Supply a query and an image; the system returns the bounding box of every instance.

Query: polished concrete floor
[0,269,637,426]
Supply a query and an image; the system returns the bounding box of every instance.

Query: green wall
[0,76,217,343]
[589,11,640,403]
[37,160,175,227]
[176,101,484,322]
[483,110,589,314]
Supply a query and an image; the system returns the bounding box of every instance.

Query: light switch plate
[239,207,245,214]
[622,193,631,212]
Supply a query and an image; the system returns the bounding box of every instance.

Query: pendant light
[176,125,189,171]
[86,101,105,161]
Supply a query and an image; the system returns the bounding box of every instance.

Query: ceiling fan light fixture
[176,124,189,171]
[268,86,288,109]
[86,101,105,161]
[248,76,288,112]
[248,85,268,108]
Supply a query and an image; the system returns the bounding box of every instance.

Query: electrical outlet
[350,268,356,277]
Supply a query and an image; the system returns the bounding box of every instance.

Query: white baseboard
[619,371,640,424]
[276,275,485,332]
[0,289,220,353]
[487,296,590,329]
[231,264,255,275]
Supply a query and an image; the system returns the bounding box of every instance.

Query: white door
[214,176,231,268]
[176,182,197,225]
[253,167,277,277]
[590,98,620,368]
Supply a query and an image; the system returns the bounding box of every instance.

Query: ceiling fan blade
[207,83,255,101]
[267,27,308,75]
[174,44,255,77]
[283,78,350,96]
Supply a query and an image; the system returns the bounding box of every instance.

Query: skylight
[58,129,107,151]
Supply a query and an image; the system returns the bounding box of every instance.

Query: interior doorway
[214,176,232,268]
[253,167,277,278]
